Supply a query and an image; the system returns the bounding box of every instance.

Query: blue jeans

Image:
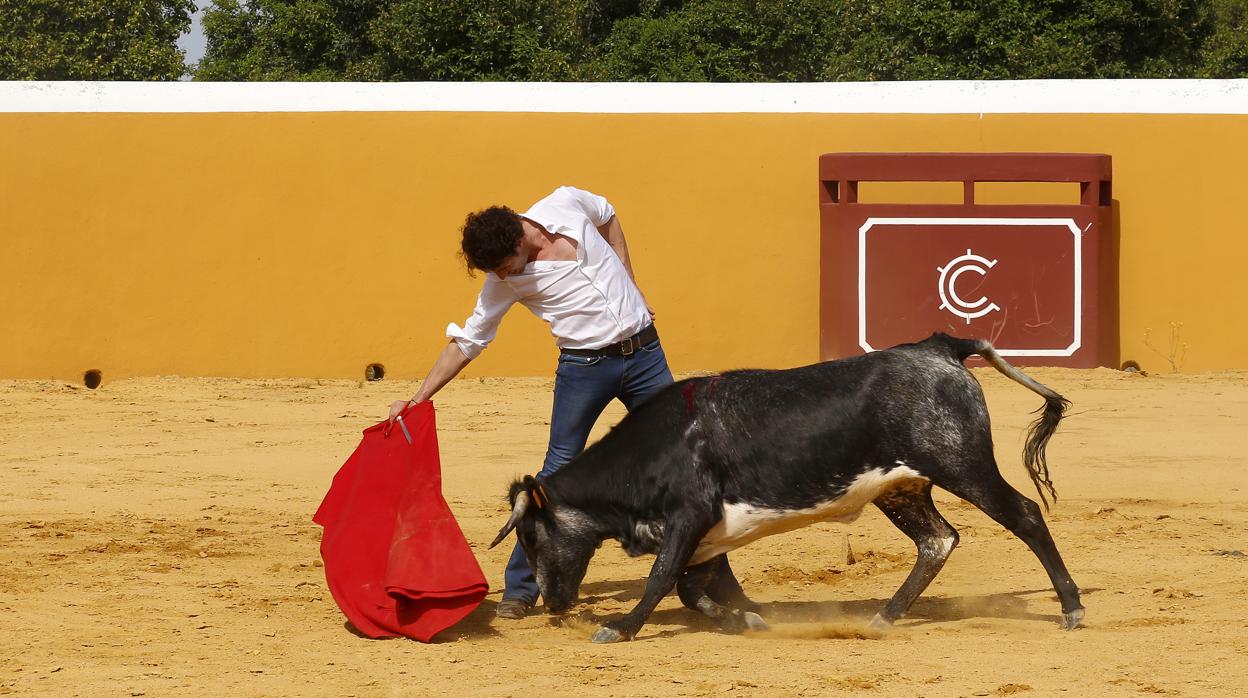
[503,337,673,602]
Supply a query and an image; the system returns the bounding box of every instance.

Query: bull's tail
[945,335,1070,511]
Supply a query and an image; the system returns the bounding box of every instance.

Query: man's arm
[390,274,516,423]
[387,341,472,424]
[597,214,637,281]
[597,214,654,321]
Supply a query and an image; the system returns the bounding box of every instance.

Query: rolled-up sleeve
[445,277,518,360]
[561,186,615,227]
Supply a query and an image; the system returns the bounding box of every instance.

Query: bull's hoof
[739,600,764,616]
[591,626,628,644]
[717,610,747,634]
[1059,607,1085,630]
[743,611,769,632]
[867,613,894,631]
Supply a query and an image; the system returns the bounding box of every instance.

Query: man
[388,186,745,619]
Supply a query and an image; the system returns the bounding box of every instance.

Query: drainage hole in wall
[83,370,103,389]
[365,363,385,382]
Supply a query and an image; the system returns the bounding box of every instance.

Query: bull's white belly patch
[690,466,927,565]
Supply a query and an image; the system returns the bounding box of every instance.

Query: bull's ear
[524,474,550,510]
[488,490,530,549]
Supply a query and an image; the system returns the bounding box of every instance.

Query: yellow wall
[3,111,1246,380]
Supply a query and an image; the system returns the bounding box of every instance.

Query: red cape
[313,401,488,641]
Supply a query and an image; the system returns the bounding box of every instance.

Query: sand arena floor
[2,367,1247,696]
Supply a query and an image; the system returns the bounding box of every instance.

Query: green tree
[0,0,194,80]
[594,0,1214,81]
[1199,0,1248,76]
[593,0,853,80]
[363,0,594,80]
[827,0,1212,80]
[197,0,618,80]
[195,0,1233,81]
[196,0,385,80]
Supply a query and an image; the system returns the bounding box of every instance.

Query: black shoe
[495,598,533,620]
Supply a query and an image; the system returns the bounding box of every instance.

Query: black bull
[489,334,1084,643]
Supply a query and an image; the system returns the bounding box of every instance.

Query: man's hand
[387,399,417,428]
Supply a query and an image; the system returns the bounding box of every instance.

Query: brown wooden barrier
[819,153,1116,368]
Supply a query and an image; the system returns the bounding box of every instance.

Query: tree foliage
[5,0,1244,82]
[196,0,596,80]
[0,0,194,80]
[196,1,696,80]
[193,0,1248,81]
[597,0,1216,80]
[1198,0,1248,76]
[5,0,1238,83]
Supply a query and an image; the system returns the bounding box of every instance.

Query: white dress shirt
[446,186,652,359]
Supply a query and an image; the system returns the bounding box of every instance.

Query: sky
[176,5,208,73]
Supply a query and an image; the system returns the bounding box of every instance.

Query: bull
[489,333,1084,643]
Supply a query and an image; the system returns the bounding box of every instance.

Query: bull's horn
[488,491,530,549]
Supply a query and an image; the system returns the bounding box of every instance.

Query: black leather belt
[561,325,659,358]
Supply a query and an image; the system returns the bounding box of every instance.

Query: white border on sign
[857,217,1083,356]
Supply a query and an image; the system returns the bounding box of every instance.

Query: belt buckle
[620,337,635,356]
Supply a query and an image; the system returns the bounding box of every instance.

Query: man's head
[460,206,525,276]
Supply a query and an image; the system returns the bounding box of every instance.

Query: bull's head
[488,475,596,614]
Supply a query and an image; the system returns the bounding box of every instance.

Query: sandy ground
[2,366,1247,697]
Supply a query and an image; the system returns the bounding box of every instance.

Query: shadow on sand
[562,579,1102,640]
[342,580,1104,643]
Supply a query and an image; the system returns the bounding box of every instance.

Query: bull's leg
[869,484,959,630]
[704,555,764,615]
[947,472,1084,630]
[591,518,709,643]
[677,557,768,634]
[675,558,718,611]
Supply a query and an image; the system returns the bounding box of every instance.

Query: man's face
[492,242,528,279]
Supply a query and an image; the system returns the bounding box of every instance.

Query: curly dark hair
[460,206,523,274]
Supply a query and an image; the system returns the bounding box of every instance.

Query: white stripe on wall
[3,79,1248,114]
